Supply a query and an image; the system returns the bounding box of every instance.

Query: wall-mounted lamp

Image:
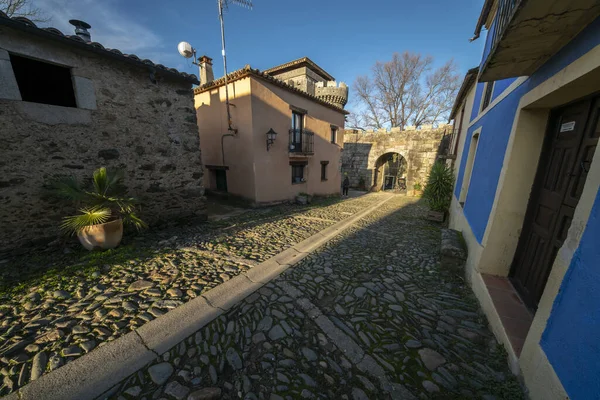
[266,128,278,151]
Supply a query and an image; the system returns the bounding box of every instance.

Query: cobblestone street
[0,194,384,395]
[109,196,523,400]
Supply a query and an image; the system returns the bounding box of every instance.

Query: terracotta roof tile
[263,57,335,81]
[194,65,348,115]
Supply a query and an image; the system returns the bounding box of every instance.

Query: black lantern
[266,128,278,151]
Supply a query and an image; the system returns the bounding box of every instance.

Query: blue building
[448,1,600,398]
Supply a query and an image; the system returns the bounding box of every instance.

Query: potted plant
[296,192,312,205]
[422,162,454,222]
[50,167,147,250]
[412,181,422,197]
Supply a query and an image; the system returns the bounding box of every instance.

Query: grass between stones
[0,193,384,396]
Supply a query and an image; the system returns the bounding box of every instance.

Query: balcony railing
[487,0,520,61]
[289,129,314,155]
[437,129,458,160]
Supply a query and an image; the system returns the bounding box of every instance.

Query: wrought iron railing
[439,128,459,158]
[289,129,314,155]
[487,0,521,59]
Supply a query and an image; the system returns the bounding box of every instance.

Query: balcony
[480,0,600,82]
[437,129,459,160]
[289,129,314,156]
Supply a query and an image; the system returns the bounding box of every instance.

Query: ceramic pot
[77,218,123,250]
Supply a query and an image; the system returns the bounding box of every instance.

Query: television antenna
[218,0,253,132]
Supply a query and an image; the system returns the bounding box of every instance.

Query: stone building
[195,57,349,204]
[342,126,452,191]
[0,14,204,252]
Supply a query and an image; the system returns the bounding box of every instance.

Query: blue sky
[34,0,485,103]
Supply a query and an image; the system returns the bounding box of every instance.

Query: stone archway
[373,152,407,192]
[341,126,450,192]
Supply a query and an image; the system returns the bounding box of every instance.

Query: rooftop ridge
[194,65,349,115]
[263,57,335,81]
[0,12,198,84]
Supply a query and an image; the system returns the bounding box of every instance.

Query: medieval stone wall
[0,28,204,252]
[342,126,451,190]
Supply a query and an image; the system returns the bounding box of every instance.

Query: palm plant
[50,167,147,235]
[423,162,454,213]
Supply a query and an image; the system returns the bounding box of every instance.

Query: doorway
[215,169,228,192]
[374,152,407,192]
[511,95,599,309]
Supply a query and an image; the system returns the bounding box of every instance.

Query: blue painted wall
[491,78,516,101]
[470,82,484,122]
[541,188,600,399]
[455,16,600,243]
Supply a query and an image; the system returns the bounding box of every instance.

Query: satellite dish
[177,41,194,59]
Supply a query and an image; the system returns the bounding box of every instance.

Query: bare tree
[353,52,460,130]
[1,0,49,22]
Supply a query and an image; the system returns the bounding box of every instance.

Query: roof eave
[449,67,479,121]
[0,15,198,85]
[264,57,335,82]
[472,0,495,40]
[195,68,349,115]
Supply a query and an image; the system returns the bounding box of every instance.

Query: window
[331,127,338,144]
[480,82,494,112]
[321,161,329,181]
[459,131,480,206]
[292,111,304,131]
[292,111,304,147]
[292,164,305,184]
[10,54,77,107]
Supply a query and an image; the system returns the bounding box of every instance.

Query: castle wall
[342,126,450,190]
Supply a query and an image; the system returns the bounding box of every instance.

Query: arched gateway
[342,125,452,192]
[373,152,407,192]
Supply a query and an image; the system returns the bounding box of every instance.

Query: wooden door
[511,96,599,309]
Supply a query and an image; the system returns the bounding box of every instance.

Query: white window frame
[459,128,482,206]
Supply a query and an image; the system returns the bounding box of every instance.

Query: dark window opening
[291,111,304,149]
[10,54,77,107]
[331,127,337,144]
[214,170,227,192]
[292,164,305,184]
[481,82,494,111]
[321,161,328,181]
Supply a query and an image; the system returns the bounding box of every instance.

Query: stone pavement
[108,196,524,400]
[0,194,385,395]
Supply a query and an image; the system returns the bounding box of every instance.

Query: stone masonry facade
[265,58,349,109]
[342,126,452,190]
[0,26,204,253]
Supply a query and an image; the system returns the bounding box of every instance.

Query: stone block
[440,229,467,275]
[14,102,92,125]
[73,76,97,110]
[136,296,222,355]
[18,331,155,400]
[0,56,22,101]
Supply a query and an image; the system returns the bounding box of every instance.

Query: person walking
[342,174,350,197]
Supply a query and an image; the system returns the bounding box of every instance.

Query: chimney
[69,19,92,43]
[199,56,214,85]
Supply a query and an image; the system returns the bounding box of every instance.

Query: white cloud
[28,0,201,74]
[33,0,162,54]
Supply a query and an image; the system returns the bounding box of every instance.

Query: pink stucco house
[194,57,349,204]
